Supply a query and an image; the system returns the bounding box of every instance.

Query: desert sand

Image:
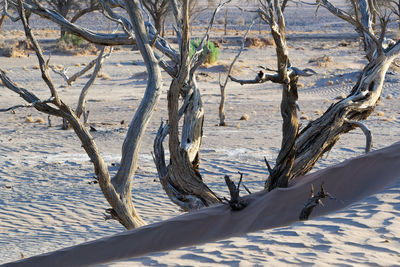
[1,2,400,266]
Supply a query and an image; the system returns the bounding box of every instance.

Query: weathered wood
[152,0,232,210]
[1,0,166,230]
[224,174,248,211]
[219,20,255,126]
[299,184,331,220]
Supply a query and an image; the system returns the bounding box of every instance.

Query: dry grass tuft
[32,65,40,70]
[328,80,334,86]
[245,37,274,48]
[0,40,31,58]
[382,116,395,122]
[376,111,385,117]
[235,123,241,129]
[25,116,34,123]
[35,117,45,123]
[335,93,347,100]
[98,72,111,80]
[240,114,249,121]
[386,94,393,100]
[309,55,333,67]
[300,114,310,120]
[314,109,322,116]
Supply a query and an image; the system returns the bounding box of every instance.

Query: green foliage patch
[189,39,219,65]
[58,33,84,46]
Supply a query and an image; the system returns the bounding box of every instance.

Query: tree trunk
[218,84,226,126]
[154,79,220,211]
[288,53,395,183]
[104,0,162,229]
[0,14,6,33]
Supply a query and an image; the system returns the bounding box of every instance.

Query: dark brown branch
[224,174,248,211]
[299,184,331,220]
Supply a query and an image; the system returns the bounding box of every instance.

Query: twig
[345,119,372,153]
[224,174,248,211]
[18,0,60,106]
[299,184,333,220]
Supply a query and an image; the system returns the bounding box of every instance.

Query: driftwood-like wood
[299,184,332,220]
[224,174,249,211]
[231,0,400,192]
[153,0,231,211]
[219,20,255,126]
[75,47,109,120]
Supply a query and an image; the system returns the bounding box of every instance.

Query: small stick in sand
[299,183,334,220]
[223,172,250,211]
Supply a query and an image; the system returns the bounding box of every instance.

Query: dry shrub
[314,109,322,116]
[328,80,334,86]
[245,37,274,48]
[54,39,98,56]
[386,94,393,100]
[235,123,241,129]
[36,117,45,123]
[376,111,385,117]
[335,93,347,100]
[300,114,310,120]
[32,65,39,70]
[240,114,249,121]
[309,55,333,67]
[382,116,395,122]
[0,41,30,58]
[25,116,34,123]
[98,72,111,80]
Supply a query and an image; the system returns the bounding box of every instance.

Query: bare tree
[320,0,393,61]
[153,0,232,211]
[142,0,170,36]
[1,0,162,230]
[230,0,399,191]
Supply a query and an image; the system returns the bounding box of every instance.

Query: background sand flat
[1,1,400,265]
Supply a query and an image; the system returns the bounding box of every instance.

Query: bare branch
[16,1,133,45]
[18,0,60,106]
[0,69,61,116]
[299,184,333,220]
[224,174,248,211]
[76,47,109,119]
[345,119,372,153]
[190,0,232,73]
[4,0,20,22]
[230,70,281,85]
[52,47,113,86]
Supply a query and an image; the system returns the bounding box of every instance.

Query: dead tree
[153,0,230,211]
[142,0,170,36]
[318,0,393,62]
[1,0,163,230]
[51,46,112,125]
[218,19,255,126]
[230,0,399,191]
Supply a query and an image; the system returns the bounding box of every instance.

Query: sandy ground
[1,3,400,266]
